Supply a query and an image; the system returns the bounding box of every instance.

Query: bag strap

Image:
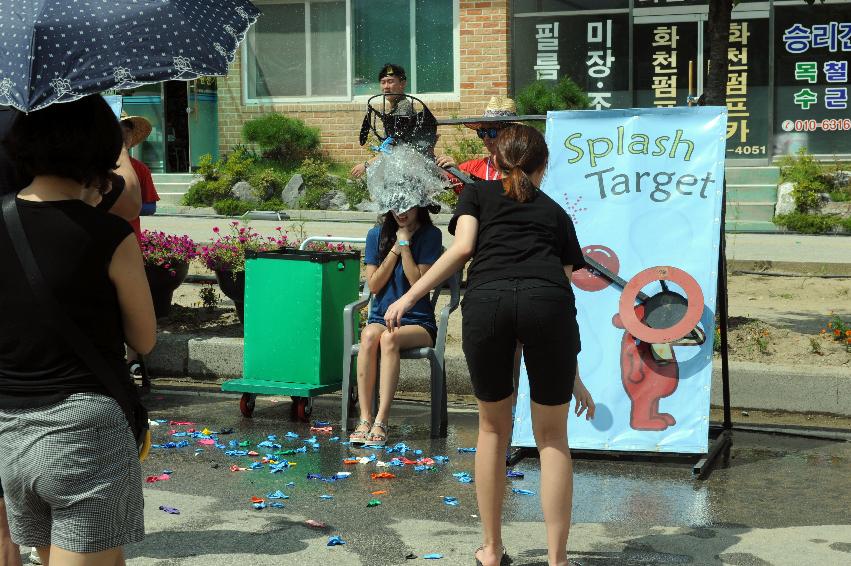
[1,193,139,424]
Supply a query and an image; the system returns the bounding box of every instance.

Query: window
[245,0,456,102]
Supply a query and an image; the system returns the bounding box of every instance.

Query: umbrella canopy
[0,0,260,112]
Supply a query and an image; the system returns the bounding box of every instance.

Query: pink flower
[213,227,220,233]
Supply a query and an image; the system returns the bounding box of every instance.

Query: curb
[148,333,851,416]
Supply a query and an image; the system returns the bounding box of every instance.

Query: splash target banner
[511,107,728,454]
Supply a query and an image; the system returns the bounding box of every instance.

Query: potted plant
[139,230,198,318]
[199,221,294,321]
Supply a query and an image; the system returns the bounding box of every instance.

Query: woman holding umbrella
[384,124,595,566]
[0,95,155,565]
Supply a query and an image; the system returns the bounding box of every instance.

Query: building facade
[207,0,850,167]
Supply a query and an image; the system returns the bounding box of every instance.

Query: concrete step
[725,166,781,186]
[725,220,780,233]
[726,184,778,203]
[726,202,776,223]
[152,173,197,183]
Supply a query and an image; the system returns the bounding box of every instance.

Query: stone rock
[822,201,851,216]
[280,174,305,207]
[317,190,335,210]
[774,182,796,216]
[328,190,350,211]
[356,200,380,213]
[828,170,851,189]
[231,181,258,203]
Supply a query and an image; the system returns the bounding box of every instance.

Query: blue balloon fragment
[267,434,278,441]
[327,535,346,546]
[329,436,340,442]
[267,490,289,500]
[249,462,264,470]
[512,488,535,495]
[506,470,524,479]
[159,505,180,514]
[253,502,267,510]
[314,420,330,427]
[319,494,334,500]
[453,472,474,484]
[457,447,476,453]
[228,440,238,448]
[443,497,459,506]
[171,432,188,437]
[286,482,296,488]
[270,502,285,508]
[285,432,299,439]
[433,456,449,464]
[423,554,443,559]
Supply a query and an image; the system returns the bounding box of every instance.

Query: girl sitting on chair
[350,148,445,448]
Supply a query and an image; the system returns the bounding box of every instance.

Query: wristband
[398,240,410,247]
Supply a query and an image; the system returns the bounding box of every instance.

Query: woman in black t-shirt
[0,95,155,564]
[385,124,595,566]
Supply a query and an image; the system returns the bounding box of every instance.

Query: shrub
[516,77,591,116]
[437,188,458,209]
[182,179,231,207]
[791,179,825,212]
[248,168,286,200]
[298,157,339,209]
[219,146,256,184]
[773,212,842,234]
[341,175,369,208]
[242,113,321,162]
[196,153,219,181]
[443,123,484,165]
[779,148,831,211]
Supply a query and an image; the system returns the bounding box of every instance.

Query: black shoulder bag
[1,193,151,460]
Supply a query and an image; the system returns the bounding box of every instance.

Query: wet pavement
[122,390,851,566]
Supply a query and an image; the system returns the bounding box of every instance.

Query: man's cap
[378,63,407,81]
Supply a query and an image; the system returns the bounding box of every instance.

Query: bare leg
[356,324,386,424]
[38,545,124,566]
[474,396,514,566]
[373,325,433,428]
[0,498,22,566]
[531,401,573,566]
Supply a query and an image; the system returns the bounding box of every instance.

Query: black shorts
[461,279,580,405]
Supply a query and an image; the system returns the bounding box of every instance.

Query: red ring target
[618,266,705,344]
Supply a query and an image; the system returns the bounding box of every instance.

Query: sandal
[348,419,372,446]
[128,360,142,378]
[363,421,388,447]
[474,546,511,566]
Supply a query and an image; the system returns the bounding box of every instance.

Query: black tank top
[0,197,133,408]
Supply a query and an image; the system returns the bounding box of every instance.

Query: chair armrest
[343,290,371,351]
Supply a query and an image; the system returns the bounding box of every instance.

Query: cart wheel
[290,396,313,422]
[239,393,256,418]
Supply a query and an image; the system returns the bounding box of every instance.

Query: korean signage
[634,23,698,108]
[774,5,851,155]
[513,14,630,109]
[703,18,770,158]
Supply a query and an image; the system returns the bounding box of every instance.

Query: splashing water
[367,142,447,213]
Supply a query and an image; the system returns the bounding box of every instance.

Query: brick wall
[217,0,511,165]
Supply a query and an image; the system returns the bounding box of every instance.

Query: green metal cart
[221,246,361,421]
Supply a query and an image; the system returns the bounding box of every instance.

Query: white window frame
[243,0,460,104]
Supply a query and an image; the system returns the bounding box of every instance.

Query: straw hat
[464,96,518,130]
[119,113,152,148]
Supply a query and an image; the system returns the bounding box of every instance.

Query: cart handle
[299,236,368,251]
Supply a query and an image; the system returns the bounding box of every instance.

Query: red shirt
[453,156,501,194]
[128,157,159,240]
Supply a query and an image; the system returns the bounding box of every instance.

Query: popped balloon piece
[305,519,326,528]
[512,488,536,495]
[367,499,382,507]
[423,554,443,559]
[506,470,525,479]
[158,505,180,514]
[457,447,476,453]
[371,472,396,480]
[443,497,459,506]
[327,535,346,546]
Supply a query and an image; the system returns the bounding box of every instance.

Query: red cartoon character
[574,251,706,432]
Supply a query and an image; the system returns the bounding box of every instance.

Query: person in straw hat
[436,95,519,190]
[119,114,160,236]
[119,114,160,381]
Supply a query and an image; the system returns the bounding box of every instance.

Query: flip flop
[474,546,511,566]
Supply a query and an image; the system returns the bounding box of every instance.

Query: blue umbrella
[0,0,260,112]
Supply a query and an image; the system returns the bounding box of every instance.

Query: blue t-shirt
[364,223,442,331]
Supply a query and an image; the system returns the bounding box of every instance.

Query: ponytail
[494,124,548,203]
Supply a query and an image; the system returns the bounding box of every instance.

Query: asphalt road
[59,390,851,566]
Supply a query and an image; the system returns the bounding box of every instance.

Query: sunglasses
[476,127,501,139]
